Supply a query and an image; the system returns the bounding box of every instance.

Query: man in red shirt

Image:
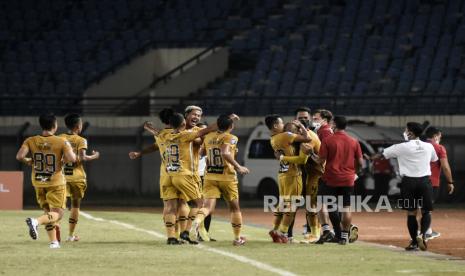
[312,109,333,142]
[318,116,363,245]
[424,127,454,240]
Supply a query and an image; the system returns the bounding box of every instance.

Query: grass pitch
[1,210,464,276]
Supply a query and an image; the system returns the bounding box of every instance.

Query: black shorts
[319,182,354,208]
[399,176,433,212]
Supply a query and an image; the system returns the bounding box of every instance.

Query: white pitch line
[81,212,297,276]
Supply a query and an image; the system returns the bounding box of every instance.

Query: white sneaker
[49,241,61,249]
[25,218,39,240]
[66,235,80,242]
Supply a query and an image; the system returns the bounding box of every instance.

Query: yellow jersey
[270,132,300,176]
[21,135,71,187]
[59,133,88,182]
[203,131,238,182]
[155,128,173,176]
[190,126,201,176]
[164,129,200,176]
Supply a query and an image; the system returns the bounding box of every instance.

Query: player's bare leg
[177,200,190,233]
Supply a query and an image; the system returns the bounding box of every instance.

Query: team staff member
[317,116,363,245]
[424,126,454,240]
[312,109,333,141]
[16,113,76,249]
[369,122,438,251]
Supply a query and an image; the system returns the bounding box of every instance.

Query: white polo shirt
[382,139,438,177]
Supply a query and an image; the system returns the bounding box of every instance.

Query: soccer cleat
[277,233,289,244]
[416,235,428,251]
[49,241,60,249]
[181,230,198,245]
[167,237,182,245]
[300,234,319,244]
[55,224,61,242]
[269,230,280,243]
[315,230,335,244]
[349,224,359,243]
[66,235,80,242]
[198,225,210,242]
[25,218,39,240]
[425,231,441,241]
[233,237,246,246]
[405,241,419,251]
[338,238,348,245]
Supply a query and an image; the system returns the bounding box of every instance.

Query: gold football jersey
[203,131,238,181]
[164,129,199,176]
[59,133,88,182]
[22,135,71,187]
[270,132,301,176]
[155,128,173,176]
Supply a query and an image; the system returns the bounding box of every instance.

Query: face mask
[313,122,321,131]
[403,132,409,141]
[299,119,310,129]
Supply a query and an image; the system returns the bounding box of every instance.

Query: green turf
[1,210,464,276]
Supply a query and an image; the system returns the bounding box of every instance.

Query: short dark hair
[169,113,185,128]
[425,126,441,139]
[64,113,81,130]
[294,106,311,115]
[217,114,233,131]
[333,116,347,130]
[314,109,333,122]
[406,122,424,138]
[264,114,281,130]
[159,108,175,125]
[39,113,57,131]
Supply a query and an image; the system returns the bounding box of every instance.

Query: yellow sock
[187,207,199,230]
[194,208,209,225]
[164,214,177,238]
[273,212,283,230]
[278,212,295,233]
[178,203,190,232]
[231,212,242,240]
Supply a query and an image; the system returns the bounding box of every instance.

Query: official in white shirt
[369,122,438,252]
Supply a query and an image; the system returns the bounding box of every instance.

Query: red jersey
[428,140,447,187]
[317,124,333,142]
[319,131,362,187]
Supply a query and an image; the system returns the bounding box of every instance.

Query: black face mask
[299,119,310,129]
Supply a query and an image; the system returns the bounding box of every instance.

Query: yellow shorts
[278,174,303,198]
[35,185,66,209]
[67,181,87,200]
[203,179,239,202]
[159,174,170,199]
[163,175,202,201]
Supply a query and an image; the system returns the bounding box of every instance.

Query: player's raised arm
[16,141,32,166]
[129,143,159,159]
[79,149,100,162]
[291,120,311,143]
